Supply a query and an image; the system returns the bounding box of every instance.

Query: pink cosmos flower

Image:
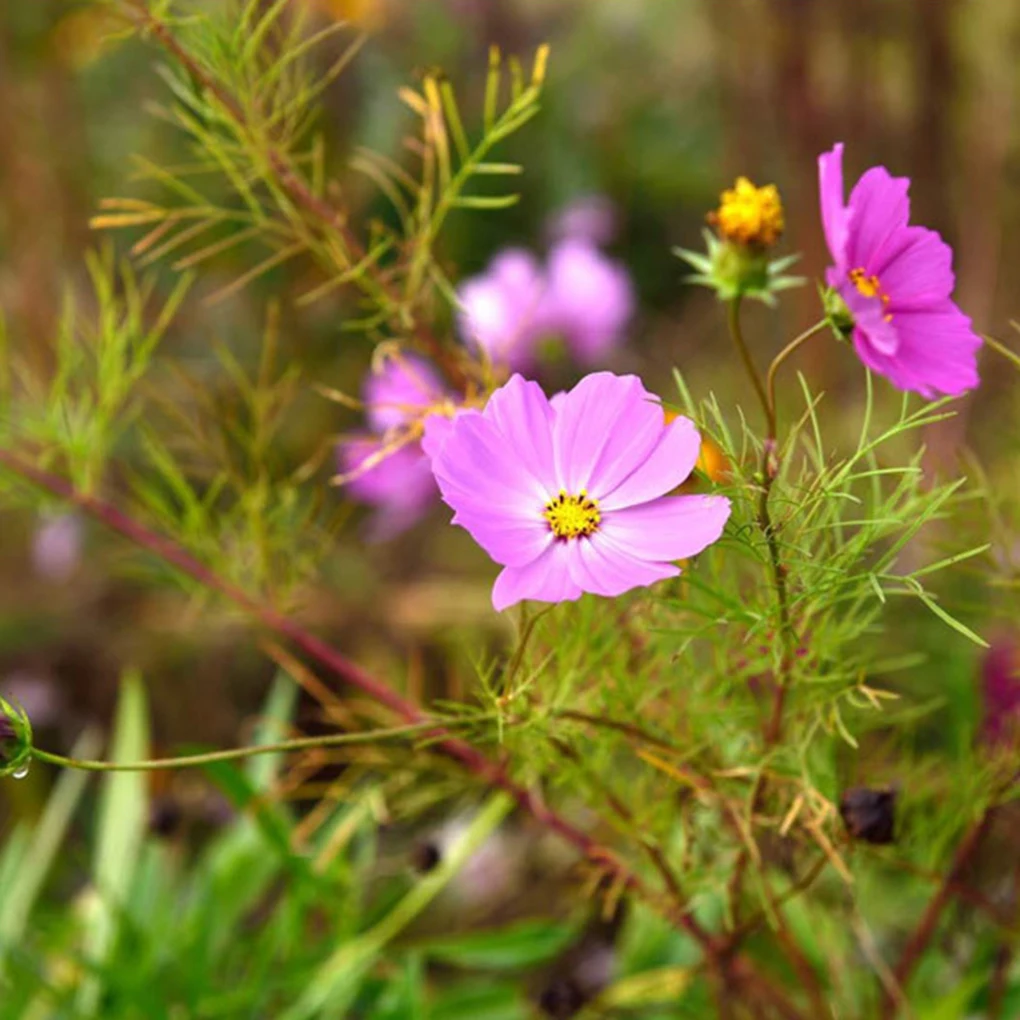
[541,239,634,365]
[337,438,440,540]
[818,143,981,398]
[981,638,1020,748]
[457,250,546,372]
[336,353,451,539]
[425,372,731,611]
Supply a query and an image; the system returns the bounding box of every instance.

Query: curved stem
[727,297,773,437]
[31,721,455,773]
[765,320,828,436]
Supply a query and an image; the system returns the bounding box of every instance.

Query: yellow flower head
[710,177,785,249]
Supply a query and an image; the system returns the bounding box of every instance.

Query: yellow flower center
[711,177,785,248]
[543,490,601,540]
[848,267,892,319]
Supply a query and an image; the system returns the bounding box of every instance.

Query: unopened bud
[0,696,33,779]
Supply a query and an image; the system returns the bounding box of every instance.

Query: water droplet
[11,764,29,780]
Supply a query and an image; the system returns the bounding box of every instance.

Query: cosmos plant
[2,8,1019,1018]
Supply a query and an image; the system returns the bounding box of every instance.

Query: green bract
[673,230,804,306]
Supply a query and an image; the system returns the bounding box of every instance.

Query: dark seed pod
[840,787,896,845]
[537,977,587,1019]
[409,840,442,874]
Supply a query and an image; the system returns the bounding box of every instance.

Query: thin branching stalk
[0,446,808,1019]
[120,0,467,388]
[726,298,797,744]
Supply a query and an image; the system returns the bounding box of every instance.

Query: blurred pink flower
[541,238,634,365]
[548,195,618,247]
[32,513,82,581]
[426,372,730,611]
[335,352,452,539]
[818,143,981,398]
[457,249,546,371]
[981,638,1020,748]
[364,352,447,433]
[337,437,440,540]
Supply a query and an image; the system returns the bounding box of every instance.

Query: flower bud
[674,174,802,305]
[0,696,33,779]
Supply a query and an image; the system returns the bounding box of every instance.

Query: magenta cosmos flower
[336,353,451,538]
[424,372,731,611]
[819,143,981,398]
[981,638,1020,748]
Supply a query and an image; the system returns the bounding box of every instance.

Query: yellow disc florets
[543,490,601,540]
[711,176,785,249]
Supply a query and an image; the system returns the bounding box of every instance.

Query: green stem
[31,721,455,773]
[765,320,828,436]
[727,297,773,437]
[503,603,553,692]
[725,300,798,745]
[982,333,1020,373]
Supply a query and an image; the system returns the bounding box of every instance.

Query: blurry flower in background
[32,513,83,582]
[818,142,981,398]
[427,372,731,611]
[547,195,618,248]
[540,238,634,366]
[305,0,388,30]
[457,249,547,372]
[457,206,634,372]
[335,352,456,539]
[980,638,1020,748]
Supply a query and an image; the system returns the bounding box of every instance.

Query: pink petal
[366,354,446,433]
[599,415,702,510]
[845,166,911,273]
[492,544,583,611]
[818,143,849,264]
[858,301,980,398]
[566,536,679,597]
[486,375,558,492]
[449,506,552,567]
[877,227,955,309]
[843,287,899,357]
[430,413,549,511]
[553,373,663,495]
[602,495,731,561]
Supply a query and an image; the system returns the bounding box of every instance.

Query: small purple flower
[335,353,452,539]
[548,195,618,247]
[457,250,546,371]
[818,143,981,398]
[32,513,82,581]
[337,437,439,541]
[981,639,1020,747]
[541,239,634,365]
[425,372,731,611]
[363,352,447,434]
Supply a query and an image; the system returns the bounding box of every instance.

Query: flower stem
[982,332,1020,374]
[765,320,828,434]
[30,721,454,773]
[725,300,798,745]
[726,297,774,437]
